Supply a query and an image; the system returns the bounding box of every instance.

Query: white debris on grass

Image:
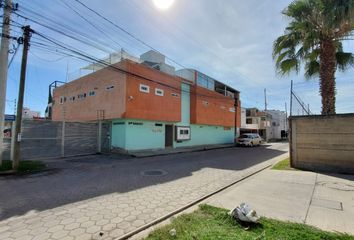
[229,203,260,223]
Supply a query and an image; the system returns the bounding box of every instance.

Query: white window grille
[155,88,164,96]
[139,84,150,93]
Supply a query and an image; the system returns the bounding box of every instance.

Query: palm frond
[304,60,320,79]
[278,58,300,76]
[336,51,354,71]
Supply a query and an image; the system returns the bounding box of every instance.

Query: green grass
[0,160,46,173]
[271,158,297,171]
[145,205,353,240]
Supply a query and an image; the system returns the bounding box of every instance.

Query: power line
[58,0,123,51]
[16,1,245,95]
[8,41,20,68]
[72,0,198,74]
[14,11,115,54]
[33,30,239,102]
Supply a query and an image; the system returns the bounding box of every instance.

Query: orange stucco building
[52,51,241,150]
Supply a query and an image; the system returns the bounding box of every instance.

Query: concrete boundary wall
[290,114,354,174]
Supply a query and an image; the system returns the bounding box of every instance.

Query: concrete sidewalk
[127,144,235,157]
[206,168,354,235]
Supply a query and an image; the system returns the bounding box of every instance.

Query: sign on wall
[175,126,191,141]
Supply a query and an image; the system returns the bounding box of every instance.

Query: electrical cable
[33,30,239,102]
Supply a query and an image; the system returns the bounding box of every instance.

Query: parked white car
[236,133,263,147]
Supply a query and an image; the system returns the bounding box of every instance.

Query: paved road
[0,143,288,240]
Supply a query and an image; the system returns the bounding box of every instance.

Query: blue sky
[4,0,354,116]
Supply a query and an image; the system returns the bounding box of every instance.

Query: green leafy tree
[273,0,354,115]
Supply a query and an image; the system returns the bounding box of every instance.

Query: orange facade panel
[190,86,237,127]
[124,61,182,122]
[52,62,127,122]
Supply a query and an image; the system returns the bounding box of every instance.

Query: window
[89,91,96,96]
[197,72,215,90]
[106,85,115,91]
[202,101,208,106]
[176,126,191,141]
[171,93,179,97]
[60,96,64,104]
[113,122,125,125]
[139,84,150,93]
[229,107,236,113]
[83,93,87,98]
[155,88,164,96]
[155,123,163,127]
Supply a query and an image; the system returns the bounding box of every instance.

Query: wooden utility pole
[13,25,33,170]
[0,0,12,166]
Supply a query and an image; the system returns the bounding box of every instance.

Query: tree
[273,0,354,115]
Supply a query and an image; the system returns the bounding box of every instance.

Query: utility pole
[264,88,267,111]
[289,80,293,117]
[285,102,288,130]
[0,0,12,166]
[13,25,33,170]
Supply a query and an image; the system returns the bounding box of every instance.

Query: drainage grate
[141,169,168,177]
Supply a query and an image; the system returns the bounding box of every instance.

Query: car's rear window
[241,134,252,138]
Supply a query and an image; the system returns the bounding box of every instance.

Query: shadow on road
[0,144,287,221]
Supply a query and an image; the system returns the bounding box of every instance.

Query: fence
[2,120,111,160]
[290,80,312,116]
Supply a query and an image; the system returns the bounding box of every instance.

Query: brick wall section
[290,114,354,174]
[52,62,127,121]
[52,59,241,128]
[124,61,182,122]
[235,100,241,128]
[190,86,237,127]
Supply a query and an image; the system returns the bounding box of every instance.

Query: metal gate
[100,121,111,153]
[2,120,111,160]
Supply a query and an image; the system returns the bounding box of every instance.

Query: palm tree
[273,0,354,115]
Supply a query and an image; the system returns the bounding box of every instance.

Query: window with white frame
[155,88,164,96]
[106,85,114,91]
[139,84,150,93]
[176,126,191,141]
[59,96,64,104]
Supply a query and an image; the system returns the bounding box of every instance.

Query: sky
[3,0,354,116]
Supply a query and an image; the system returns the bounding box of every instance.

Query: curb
[116,162,273,240]
[129,145,236,158]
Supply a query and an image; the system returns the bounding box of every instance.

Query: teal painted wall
[111,119,166,150]
[125,120,165,150]
[111,83,234,151]
[174,124,235,147]
[111,120,126,149]
[180,83,190,125]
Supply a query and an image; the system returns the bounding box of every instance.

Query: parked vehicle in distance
[236,133,263,147]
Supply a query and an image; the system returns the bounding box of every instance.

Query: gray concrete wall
[290,114,354,174]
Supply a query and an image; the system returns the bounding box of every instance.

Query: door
[165,125,173,147]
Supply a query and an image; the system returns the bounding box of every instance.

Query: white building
[266,110,288,140]
[23,107,40,119]
[240,108,287,141]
